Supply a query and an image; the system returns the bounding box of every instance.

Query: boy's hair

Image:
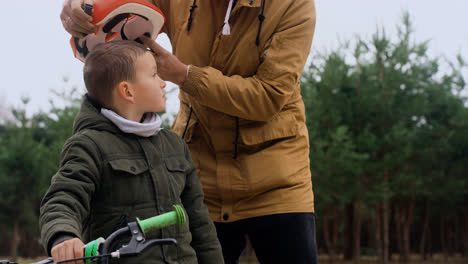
[83,40,149,107]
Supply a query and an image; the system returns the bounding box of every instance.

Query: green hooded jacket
[39,96,224,264]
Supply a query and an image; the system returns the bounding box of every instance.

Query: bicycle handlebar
[0,205,186,264]
[137,204,186,235]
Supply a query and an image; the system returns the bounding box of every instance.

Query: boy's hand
[51,238,85,264]
[141,37,188,87]
[60,0,98,37]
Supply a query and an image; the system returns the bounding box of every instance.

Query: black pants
[214,213,318,264]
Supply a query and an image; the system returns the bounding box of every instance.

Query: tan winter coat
[152,0,316,222]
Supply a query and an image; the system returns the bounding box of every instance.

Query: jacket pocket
[164,158,188,197]
[164,159,188,173]
[172,102,198,143]
[108,158,149,175]
[238,111,298,145]
[106,158,153,205]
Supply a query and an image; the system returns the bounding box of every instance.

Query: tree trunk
[454,213,460,257]
[323,207,336,263]
[401,197,414,263]
[427,223,433,259]
[419,199,430,261]
[333,205,339,251]
[367,214,374,254]
[383,198,390,264]
[375,203,383,263]
[353,199,362,264]
[441,216,448,261]
[448,215,455,257]
[10,218,19,260]
[344,203,354,260]
[462,206,468,257]
[394,206,403,261]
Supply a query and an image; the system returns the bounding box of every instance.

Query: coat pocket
[164,159,188,173]
[238,111,298,146]
[164,158,189,197]
[106,158,153,205]
[172,102,198,143]
[108,158,149,175]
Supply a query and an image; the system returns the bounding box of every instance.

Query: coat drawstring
[187,0,198,32]
[256,0,266,46]
[182,107,193,139]
[222,0,235,35]
[233,117,239,159]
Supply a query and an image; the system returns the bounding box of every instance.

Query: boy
[39,40,224,264]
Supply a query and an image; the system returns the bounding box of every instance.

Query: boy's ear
[116,81,135,104]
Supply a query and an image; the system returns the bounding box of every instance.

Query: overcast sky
[1,0,467,116]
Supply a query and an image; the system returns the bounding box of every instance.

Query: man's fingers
[141,37,168,56]
[71,12,98,33]
[60,0,73,33]
[60,0,96,37]
[141,37,159,53]
[69,16,95,35]
[64,16,87,38]
[141,37,170,57]
[70,0,98,33]
[60,3,71,22]
[70,0,85,14]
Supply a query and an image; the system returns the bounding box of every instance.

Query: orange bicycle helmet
[70,0,165,62]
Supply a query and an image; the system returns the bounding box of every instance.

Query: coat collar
[231,0,261,18]
[73,95,120,135]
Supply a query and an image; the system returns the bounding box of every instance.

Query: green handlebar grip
[84,237,104,264]
[137,205,186,235]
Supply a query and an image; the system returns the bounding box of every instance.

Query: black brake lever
[111,222,177,259]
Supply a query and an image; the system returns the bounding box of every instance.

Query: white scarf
[101,108,162,137]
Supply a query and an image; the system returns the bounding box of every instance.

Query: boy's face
[132,52,167,113]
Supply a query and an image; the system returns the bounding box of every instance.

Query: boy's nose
[162,81,167,89]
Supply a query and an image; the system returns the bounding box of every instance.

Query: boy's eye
[153,72,158,77]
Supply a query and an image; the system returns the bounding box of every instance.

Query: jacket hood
[73,95,121,135]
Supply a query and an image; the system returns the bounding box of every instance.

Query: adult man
[61,0,318,263]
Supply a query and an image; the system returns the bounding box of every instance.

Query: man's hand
[141,37,188,87]
[60,0,98,37]
[51,238,85,264]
